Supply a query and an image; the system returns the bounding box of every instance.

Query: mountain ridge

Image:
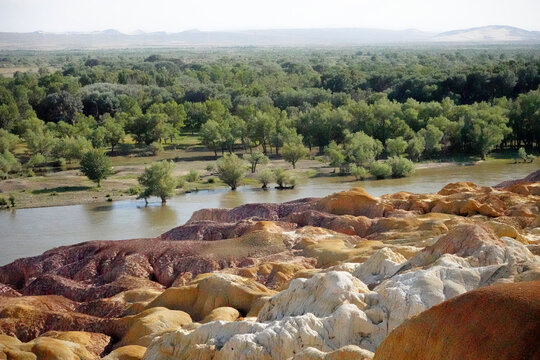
[0,25,538,50]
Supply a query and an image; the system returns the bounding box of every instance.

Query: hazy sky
[1,0,539,33]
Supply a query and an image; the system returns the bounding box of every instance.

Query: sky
[1,0,539,33]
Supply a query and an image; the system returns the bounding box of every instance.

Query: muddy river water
[0,160,538,265]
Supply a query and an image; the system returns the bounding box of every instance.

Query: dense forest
[0,46,539,180]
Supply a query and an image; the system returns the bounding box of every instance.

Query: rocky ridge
[0,176,539,359]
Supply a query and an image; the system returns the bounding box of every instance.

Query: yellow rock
[199,306,241,324]
[0,335,98,360]
[119,307,192,347]
[145,273,275,321]
[102,345,147,360]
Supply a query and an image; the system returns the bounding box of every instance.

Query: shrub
[216,154,245,190]
[518,147,527,162]
[205,164,215,173]
[207,177,216,184]
[185,169,200,182]
[8,194,16,207]
[0,196,8,209]
[526,154,537,163]
[176,177,186,189]
[274,168,297,189]
[387,156,415,178]
[27,154,47,169]
[0,150,21,176]
[119,143,133,154]
[148,142,164,156]
[128,186,141,195]
[257,169,274,189]
[0,129,19,153]
[350,164,367,180]
[370,161,392,179]
[57,157,67,171]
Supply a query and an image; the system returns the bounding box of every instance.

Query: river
[0,160,538,265]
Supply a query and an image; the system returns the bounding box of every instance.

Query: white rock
[258,271,369,322]
[352,248,406,285]
[144,304,379,360]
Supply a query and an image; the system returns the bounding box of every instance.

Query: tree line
[0,47,539,180]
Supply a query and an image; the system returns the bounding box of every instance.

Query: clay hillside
[0,173,539,359]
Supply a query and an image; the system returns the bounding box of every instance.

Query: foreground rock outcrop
[374,281,540,360]
[1,172,539,359]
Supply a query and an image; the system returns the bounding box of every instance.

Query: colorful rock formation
[0,174,539,359]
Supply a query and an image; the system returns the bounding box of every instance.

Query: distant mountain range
[435,25,540,42]
[0,25,538,50]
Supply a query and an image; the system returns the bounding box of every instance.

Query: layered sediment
[0,175,539,359]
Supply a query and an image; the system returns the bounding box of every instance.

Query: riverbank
[0,156,481,210]
[1,153,534,210]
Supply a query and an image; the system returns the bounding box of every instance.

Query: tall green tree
[281,134,309,169]
[343,131,383,166]
[138,160,176,204]
[216,153,245,190]
[80,149,112,187]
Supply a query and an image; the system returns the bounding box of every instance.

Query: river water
[0,160,538,265]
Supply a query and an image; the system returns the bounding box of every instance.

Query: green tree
[216,153,245,190]
[257,168,274,189]
[461,103,510,159]
[147,101,186,142]
[386,137,408,157]
[36,91,82,123]
[53,136,92,162]
[243,150,269,173]
[91,126,108,148]
[0,150,21,178]
[130,113,167,145]
[419,124,443,157]
[80,149,112,187]
[200,120,222,157]
[103,117,125,153]
[509,91,540,149]
[325,141,347,173]
[343,131,383,166]
[138,160,176,204]
[281,135,309,169]
[22,118,57,156]
[406,134,426,161]
[0,129,19,153]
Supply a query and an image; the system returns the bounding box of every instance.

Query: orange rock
[373,281,540,360]
[437,182,480,195]
[316,187,390,218]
